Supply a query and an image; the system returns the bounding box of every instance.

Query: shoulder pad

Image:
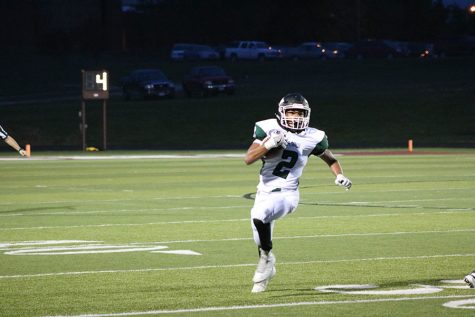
[254,119,281,140]
[306,127,326,143]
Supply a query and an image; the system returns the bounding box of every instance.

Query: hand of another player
[335,174,352,190]
[264,130,287,150]
[18,149,26,157]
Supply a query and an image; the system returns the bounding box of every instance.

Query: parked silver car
[170,43,219,61]
[170,43,195,61]
[184,45,219,60]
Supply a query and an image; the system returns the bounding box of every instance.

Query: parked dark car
[182,66,235,97]
[281,42,325,60]
[321,42,353,59]
[122,69,175,100]
[433,36,475,57]
[347,39,403,59]
[406,42,434,58]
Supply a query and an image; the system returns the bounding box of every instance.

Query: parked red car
[182,66,235,97]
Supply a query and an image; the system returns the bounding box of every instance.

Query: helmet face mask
[276,93,311,131]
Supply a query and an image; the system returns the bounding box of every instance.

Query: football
[265,146,283,158]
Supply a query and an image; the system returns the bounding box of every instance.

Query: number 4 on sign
[96,72,108,91]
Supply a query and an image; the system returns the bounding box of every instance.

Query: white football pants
[251,190,300,247]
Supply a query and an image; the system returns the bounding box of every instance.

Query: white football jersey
[252,118,328,192]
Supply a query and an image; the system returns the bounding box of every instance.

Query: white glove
[264,130,287,150]
[335,174,352,190]
[18,149,26,157]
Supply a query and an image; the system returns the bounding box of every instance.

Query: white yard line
[294,210,474,221]
[1,208,475,231]
[0,187,473,207]
[1,253,475,280]
[1,228,474,250]
[0,154,244,161]
[2,196,471,217]
[141,228,475,244]
[0,200,473,218]
[0,218,249,230]
[0,205,248,217]
[0,195,243,207]
[43,295,475,316]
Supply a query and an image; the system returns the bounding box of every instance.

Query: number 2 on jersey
[272,150,298,178]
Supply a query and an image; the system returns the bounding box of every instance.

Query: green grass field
[1,149,475,316]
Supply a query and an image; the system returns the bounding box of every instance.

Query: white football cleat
[252,266,276,293]
[252,250,276,283]
[464,272,475,288]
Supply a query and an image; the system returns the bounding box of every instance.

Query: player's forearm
[319,149,343,176]
[244,142,268,165]
[5,136,22,151]
[329,161,343,177]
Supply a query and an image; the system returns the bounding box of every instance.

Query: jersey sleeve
[311,134,329,156]
[0,125,8,140]
[253,123,267,141]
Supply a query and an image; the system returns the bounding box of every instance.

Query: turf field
[0,149,474,316]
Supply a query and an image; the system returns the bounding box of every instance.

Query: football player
[464,272,475,288]
[244,93,352,293]
[0,125,26,156]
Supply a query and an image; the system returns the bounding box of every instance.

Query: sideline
[0,153,244,161]
[1,149,471,161]
[2,253,475,279]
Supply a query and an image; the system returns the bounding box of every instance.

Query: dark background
[0,0,474,151]
[1,0,474,52]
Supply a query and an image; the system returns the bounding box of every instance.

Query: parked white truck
[224,41,281,61]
